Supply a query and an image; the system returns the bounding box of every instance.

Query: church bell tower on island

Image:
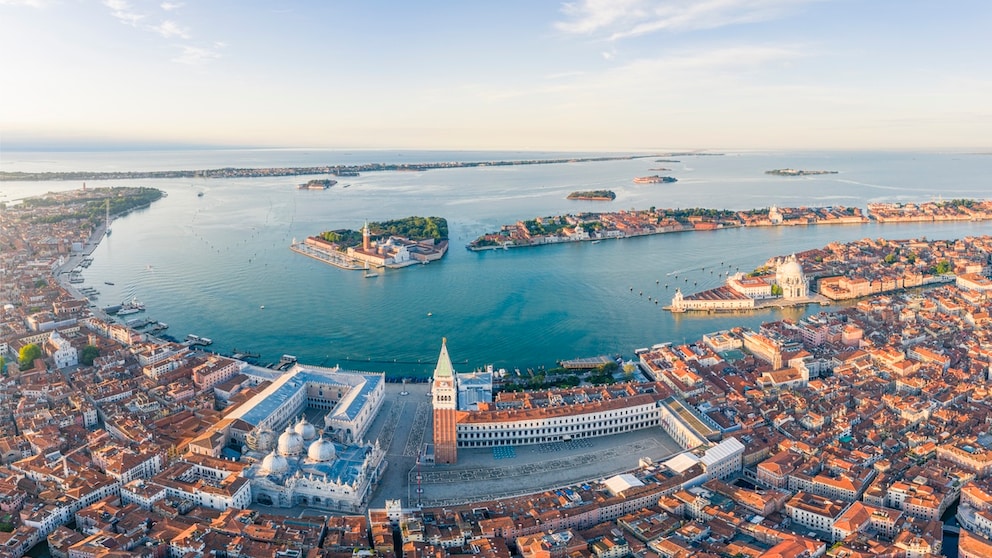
[432,338,459,464]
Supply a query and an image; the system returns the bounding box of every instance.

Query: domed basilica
[775,254,808,300]
[244,415,385,511]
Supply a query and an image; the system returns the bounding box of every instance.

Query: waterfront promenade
[364,381,684,510]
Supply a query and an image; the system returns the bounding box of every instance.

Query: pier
[289,242,365,270]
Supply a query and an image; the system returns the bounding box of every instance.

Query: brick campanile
[431,338,459,464]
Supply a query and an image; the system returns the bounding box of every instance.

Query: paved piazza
[366,381,685,509]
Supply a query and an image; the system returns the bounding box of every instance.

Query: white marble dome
[277,425,304,456]
[294,416,317,441]
[260,450,289,475]
[778,256,804,280]
[776,254,808,299]
[307,437,337,462]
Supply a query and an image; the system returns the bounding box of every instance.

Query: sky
[1,0,991,151]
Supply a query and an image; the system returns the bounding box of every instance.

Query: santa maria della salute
[670,253,811,312]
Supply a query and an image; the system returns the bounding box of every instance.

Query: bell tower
[432,338,459,463]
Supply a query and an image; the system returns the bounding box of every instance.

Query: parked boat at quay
[116,297,145,316]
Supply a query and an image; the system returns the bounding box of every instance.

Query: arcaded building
[428,340,682,464]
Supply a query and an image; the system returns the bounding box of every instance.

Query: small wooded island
[291,216,449,270]
[298,179,337,190]
[567,190,616,201]
[765,169,839,176]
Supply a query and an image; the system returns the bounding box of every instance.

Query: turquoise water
[3,150,991,375]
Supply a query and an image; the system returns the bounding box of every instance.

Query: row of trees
[318,216,448,249]
[497,361,622,392]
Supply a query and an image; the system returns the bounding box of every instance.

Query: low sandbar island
[765,168,839,176]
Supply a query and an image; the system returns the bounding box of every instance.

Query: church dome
[260,450,289,475]
[294,416,317,441]
[255,427,276,452]
[307,437,337,462]
[777,255,804,281]
[277,425,304,456]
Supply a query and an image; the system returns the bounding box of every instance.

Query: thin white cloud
[556,0,814,40]
[479,43,803,103]
[545,71,586,80]
[172,44,224,65]
[160,1,184,10]
[153,20,190,39]
[557,0,646,35]
[103,0,145,26]
[0,0,48,6]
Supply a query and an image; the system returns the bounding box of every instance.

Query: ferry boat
[117,297,145,315]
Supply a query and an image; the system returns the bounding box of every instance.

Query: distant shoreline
[0,154,656,182]
[765,168,839,176]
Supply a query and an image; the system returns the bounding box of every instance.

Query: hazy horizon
[3,1,991,152]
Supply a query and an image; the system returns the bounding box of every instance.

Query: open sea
[2,149,991,376]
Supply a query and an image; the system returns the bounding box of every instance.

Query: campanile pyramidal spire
[432,337,459,463]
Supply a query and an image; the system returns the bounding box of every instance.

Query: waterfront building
[669,254,808,312]
[958,272,992,292]
[960,529,992,558]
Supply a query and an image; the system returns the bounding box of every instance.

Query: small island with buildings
[291,216,449,270]
[633,175,678,184]
[567,190,616,201]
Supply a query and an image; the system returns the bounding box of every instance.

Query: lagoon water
[2,150,991,376]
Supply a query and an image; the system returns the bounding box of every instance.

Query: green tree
[0,355,5,376]
[935,260,951,274]
[81,345,100,366]
[771,284,783,296]
[18,343,41,371]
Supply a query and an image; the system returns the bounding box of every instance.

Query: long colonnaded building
[430,340,726,464]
